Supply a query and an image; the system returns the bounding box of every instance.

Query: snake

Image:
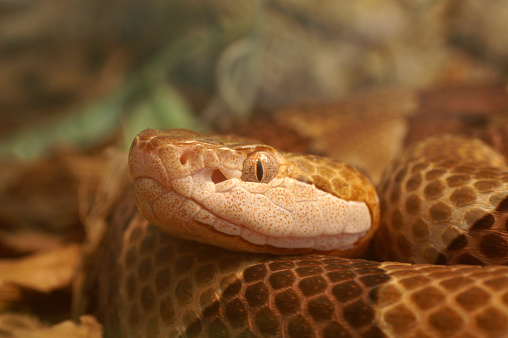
[88,99,508,337]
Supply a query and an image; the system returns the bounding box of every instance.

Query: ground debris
[0,313,102,338]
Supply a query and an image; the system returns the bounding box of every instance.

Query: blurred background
[2,0,508,158]
[1,0,508,333]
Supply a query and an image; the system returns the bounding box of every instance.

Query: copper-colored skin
[89,88,508,337]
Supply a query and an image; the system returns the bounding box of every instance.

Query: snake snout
[179,150,191,165]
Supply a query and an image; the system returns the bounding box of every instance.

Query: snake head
[129,129,379,257]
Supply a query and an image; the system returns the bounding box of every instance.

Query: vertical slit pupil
[256,160,263,181]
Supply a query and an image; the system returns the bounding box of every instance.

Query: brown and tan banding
[91,125,508,337]
[376,135,508,266]
[113,214,508,337]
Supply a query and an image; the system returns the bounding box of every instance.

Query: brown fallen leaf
[0,244,81,308]
[0,229,68,258]
[0,151,110,256]
[0,313,102,338]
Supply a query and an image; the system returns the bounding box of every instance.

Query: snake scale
[90,89,508,337]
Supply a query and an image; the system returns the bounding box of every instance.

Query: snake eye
[241,151,278,183]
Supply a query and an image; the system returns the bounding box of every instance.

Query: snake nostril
[211,170,227,184]
[180,151,191,164]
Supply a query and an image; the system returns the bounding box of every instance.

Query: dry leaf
[0,244,81,306]
[0,313,102,338]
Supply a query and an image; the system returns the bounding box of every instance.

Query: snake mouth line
[197,216,368,251]
[155,183,368,251]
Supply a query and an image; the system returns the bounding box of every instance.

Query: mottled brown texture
[269,270,295,289]
[428,307,463,334]
[87,109,508,337]
[98,195,508,338]
[225,299,247,328]
[383,304,416,334]
[307,296,334,321]
[107,218,508,337]
[456,287,490,311]
[376,135,508,266]
[411,286,445,310]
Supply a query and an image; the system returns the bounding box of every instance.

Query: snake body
[94,114,508,336]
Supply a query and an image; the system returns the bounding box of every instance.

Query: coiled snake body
[94,103,508,337]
